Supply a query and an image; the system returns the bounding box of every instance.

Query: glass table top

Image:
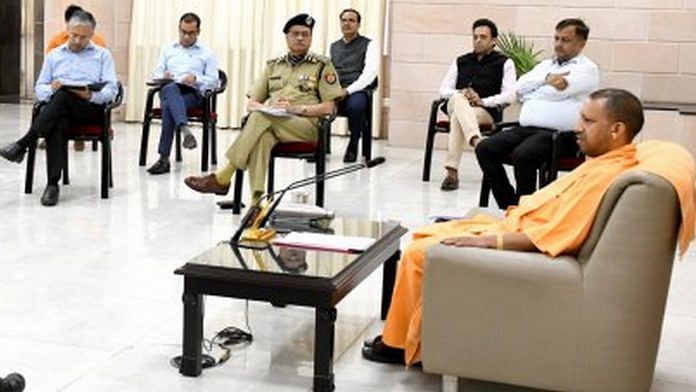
[187,218,402,280]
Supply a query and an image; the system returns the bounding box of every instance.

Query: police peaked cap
[283,13,315,33]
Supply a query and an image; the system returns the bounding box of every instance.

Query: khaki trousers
[225,111,318,194]
[445,93,493,170]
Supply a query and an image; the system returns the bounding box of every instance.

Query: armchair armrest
[422,245,582,383]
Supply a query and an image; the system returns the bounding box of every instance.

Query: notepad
[271,232,375,254]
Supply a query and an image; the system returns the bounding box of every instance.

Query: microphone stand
[230,157,385,249]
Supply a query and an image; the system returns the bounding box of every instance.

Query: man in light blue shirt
[476,18,599,209]
[146,12,219,175]
[0,10,118,206]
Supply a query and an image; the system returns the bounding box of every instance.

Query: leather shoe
[184,173,230,195]
[440,175,459,191]
[0,142,26,163]
[40,184,60,206]
[361,335,405,365]
[147,159,170,175]
[343,149,357,163]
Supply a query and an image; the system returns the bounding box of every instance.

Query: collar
[342,33,360,44]
[59,41,96,54]
[553,54,582,66]
[174,40,200,49]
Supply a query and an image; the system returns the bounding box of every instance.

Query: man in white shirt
[438,18,516,191]
[476,18,599,208]
[330,8,379,163]
[146,12,219,175]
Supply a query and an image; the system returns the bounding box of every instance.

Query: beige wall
[43,0,132,116]
[388,0,696,148]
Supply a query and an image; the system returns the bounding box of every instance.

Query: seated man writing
[362,88,695,366]
[0,10,118,206]
[184,14,343,203]
[146,12,219,175]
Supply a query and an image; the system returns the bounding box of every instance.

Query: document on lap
[271,232,375,254]
[60,81,108,91]
[255,106,293,117]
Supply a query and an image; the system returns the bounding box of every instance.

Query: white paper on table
[271,232,375,253]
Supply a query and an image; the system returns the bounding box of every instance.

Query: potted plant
[497,32,543,77]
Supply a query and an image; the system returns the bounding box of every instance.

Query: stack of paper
[271,232,375,254]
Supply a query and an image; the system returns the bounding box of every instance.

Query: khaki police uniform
[225,52,343,195]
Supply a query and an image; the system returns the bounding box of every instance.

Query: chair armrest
[105,83,124,111]
[422,245,582,380]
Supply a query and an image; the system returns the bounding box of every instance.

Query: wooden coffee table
[174,219,407,391]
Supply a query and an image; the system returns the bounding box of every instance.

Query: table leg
[381,250,400,320]
[313,307,337,392]
[180,289,203,377]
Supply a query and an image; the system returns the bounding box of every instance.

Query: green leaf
[497,32,542,77]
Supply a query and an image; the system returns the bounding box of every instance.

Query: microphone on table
[230,157,386,247]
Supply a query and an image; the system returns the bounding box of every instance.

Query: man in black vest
[330,8,378,163]
[438,18,516,191]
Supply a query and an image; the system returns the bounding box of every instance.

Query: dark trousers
[157,83,203,157]
[337,91,369,154]
[475,126,554,209]
[17,90,103,184]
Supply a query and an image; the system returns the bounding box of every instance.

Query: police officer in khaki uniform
[185,13,343,202]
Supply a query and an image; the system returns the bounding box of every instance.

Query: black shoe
[147,159,170,175]
[0,142,26,163]
[361,335,405,365]
[40,184,60,206]
[440,175,459,191]
[343,149,357,163]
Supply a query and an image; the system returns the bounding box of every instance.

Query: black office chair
[139,70,228,172]
[477,124,584,207]
[229,113,337,215]
[422,98,503,181]
[24,83,124,199]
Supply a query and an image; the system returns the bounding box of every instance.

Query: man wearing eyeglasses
[185,13,343,205]
[145,12,219,175]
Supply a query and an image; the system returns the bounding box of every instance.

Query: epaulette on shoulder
[306,53,331,64]
[268,54,287,64]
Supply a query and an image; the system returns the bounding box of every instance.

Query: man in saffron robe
[362,88,693,366]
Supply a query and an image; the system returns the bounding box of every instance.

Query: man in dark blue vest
[330,8,378,163]
[438,18,516,191]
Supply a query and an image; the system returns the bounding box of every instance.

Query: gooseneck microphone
[231,157,386,244]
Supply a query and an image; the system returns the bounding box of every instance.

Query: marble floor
[0,102,694,392]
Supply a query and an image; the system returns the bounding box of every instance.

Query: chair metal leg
[478,177,491,207]
[316,152,325,208]
[201,120,209,172]
[175,130,183,163]
[232,169,244,215]
[139,116,151,166]
[422,128,437,182]
[62,142,70,185]
[267,157,275,195]
[91,140,98,151]
[211,121,217,165]
[101,137,110,199]
[24,141,36,194]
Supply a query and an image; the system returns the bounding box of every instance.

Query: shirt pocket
[268,75,284,91]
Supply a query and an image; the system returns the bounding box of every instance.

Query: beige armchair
[421,171,681,392]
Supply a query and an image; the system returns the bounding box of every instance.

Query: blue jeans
[157,83,203,157]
